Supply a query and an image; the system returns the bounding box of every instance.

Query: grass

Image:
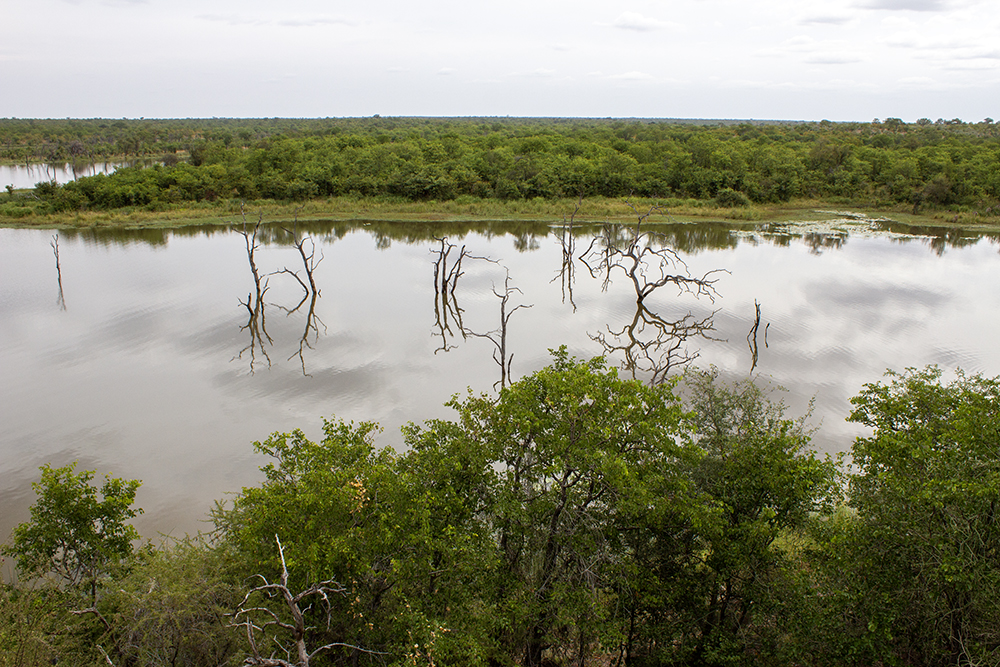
[2,195,1000,232]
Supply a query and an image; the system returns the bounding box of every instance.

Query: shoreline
[3,196,1000,232]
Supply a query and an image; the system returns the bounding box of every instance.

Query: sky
[3,0,999,121]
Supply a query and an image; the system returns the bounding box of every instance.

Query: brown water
[1,217,998,544]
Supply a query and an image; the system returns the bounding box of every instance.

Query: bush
[714,187,751,208]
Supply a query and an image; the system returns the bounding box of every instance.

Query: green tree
[216,419,494,665]
[841,367,1000,666]
[625,369,835,666]
[3,463,142,605]
[430,347,687,666]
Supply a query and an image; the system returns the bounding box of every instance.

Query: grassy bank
[3,195,999,232]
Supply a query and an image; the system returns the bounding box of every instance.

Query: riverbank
[3,195,999,232]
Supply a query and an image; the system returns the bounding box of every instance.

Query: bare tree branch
[464,264,532,390]
[51,233,66,311]
[231,535,382,667]
[580,200,727,303]
[234,204,273,374]
[550,198,582,312]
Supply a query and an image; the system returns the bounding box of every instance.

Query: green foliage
[100,538,242,667]
[6,360,999,667]
[10,117,1000,216]
[435,347,687,665]
[624,368,836,666]
[714,187,751,208]
[0,583,60,667]
[838,367,1000,666]
[216,419,495,665]
[2,463,141,603]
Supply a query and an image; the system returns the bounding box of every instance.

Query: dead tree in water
[550,198,582,311]
[581,201,725,304]
[51,233,66,311]
[465,264,532,390]
[746,299,768,374]
[582,200,727,385]
[272,217,326,376]
[430,237,478,353]
[235,206,272,373]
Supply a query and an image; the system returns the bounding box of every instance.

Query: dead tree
[51,233,66,311]
[235,205,272,373]
[274,211,323,301]
[231,535,378,667]
[746,300,769,374]
[430,237,475,353]
[581,201,725,303]
[271,217,326,376]
[464,264,532,390]
[550,198,582,312]
[579,200,727,385]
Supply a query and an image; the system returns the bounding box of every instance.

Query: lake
[1,215,999,543]
[1,160,159,190]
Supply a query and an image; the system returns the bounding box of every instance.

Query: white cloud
[198,14,265,26]
[943,60,1000,70]
[857,0,951,11]
[898,75,940,85]
[611,71,655,80]
[276,17,353,28]
[805,52,864,64]
[610,12,679,32]
[799,15,853,25]
[198,14,352,28]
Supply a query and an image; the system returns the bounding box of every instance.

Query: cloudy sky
[3,0,998,121]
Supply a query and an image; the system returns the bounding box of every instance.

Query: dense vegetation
[3,117,1000,222]
[3,353,999,666]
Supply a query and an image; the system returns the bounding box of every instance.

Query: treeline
[3,353,1000,667]
[4,117,1000,219]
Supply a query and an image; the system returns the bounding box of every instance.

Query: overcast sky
[3,0,998,121]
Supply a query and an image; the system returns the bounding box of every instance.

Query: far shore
[3,196,999,232]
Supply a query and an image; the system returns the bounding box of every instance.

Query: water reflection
[430,238,471,353]
[3,215,1000,542]
[464,264,532,390]
[591,303,719,385]
[746,300,768,374]
[51,234,66,311]
[273,222,325,376]
[580,216,726,303]
[0,159,163,190]
[235,212,272,373]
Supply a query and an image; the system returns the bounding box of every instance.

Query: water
[1,217,998,544]
[1,160,158,190]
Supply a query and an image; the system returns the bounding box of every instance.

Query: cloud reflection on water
[1,218,998,542]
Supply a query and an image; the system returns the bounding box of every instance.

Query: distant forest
[2,116,999,217]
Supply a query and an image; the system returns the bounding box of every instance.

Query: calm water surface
[1,160,157,190]
[1,217,998,542]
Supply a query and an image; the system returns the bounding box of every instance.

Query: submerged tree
[272,219,326,376]
[235,206,272,373]
[430,237,476,353]
[464,263,532,390]
[581,202,725,304]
